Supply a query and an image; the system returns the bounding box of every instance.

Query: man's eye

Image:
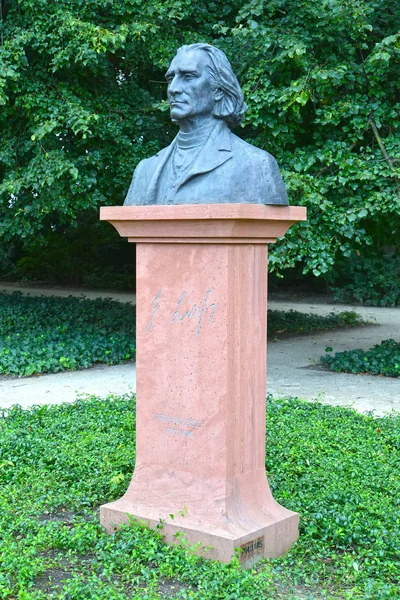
[184,74,194,80]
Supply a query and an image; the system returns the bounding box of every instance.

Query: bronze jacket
[124,121,288,206]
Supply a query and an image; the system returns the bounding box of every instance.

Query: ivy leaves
[0,293,136,376]
[322,339,400,376]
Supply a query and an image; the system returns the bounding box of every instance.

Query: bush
[0,292,136,376]
[331,255,400,307]
[321,339,400,377]
[2,0,400,282]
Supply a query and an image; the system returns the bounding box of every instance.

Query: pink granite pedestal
[99,204,306,566]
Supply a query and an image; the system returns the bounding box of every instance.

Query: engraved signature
[171,289,217,336]
[145,288,217,336]
[146,290,162,333]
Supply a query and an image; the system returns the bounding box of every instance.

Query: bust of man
[124,43,288,206]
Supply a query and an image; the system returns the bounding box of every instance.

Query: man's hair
[175,43,248,128]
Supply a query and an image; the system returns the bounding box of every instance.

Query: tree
[0,0,399,279]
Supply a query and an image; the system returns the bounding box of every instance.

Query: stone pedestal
[99,204,306,566]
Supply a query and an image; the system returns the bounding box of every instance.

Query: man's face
[165,50,216,125]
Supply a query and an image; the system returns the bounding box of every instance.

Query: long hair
[175,43,248,128]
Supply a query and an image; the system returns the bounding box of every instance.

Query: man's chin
[170,106,189,121]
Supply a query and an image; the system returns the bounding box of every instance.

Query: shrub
[321,339,400,377]
[331,255,400,307]
[0,219,135,290]
[268,309,364,336]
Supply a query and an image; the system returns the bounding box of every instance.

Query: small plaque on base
[239,536,265,564]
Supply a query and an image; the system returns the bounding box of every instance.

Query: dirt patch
[34,568,75,594]
[34,551,97,594]
[38,508,98,524]
[274,582,338,599]
[157,578,197,597]
[38,509,75,523]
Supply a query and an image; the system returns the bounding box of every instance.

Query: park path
[0,283,399,415]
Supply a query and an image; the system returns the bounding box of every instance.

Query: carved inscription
[171,289,216,336]
[155,414,204,439]
[166,427,194,438]
[239,536,264,563]
[146,289,216,336]
[146,290,162,333]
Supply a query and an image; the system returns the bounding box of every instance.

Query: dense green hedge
[0,395,398,598]
[322,339,400,377]
[0,292,136,376]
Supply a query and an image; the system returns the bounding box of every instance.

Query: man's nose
[168,76,182,95]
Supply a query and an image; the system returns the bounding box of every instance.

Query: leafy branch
[369,117,400,197]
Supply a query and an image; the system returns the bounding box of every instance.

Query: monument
[100,43,306,566]
[124,43,288,207]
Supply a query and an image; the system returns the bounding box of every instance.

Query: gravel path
[267,301,400,415]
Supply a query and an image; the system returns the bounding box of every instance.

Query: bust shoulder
[226,131,288,205]
[137,142,174,170]
[228,132,276,164]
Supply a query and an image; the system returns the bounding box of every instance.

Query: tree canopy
[0,0,399,277]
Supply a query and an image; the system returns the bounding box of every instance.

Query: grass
[0,292,365,377]
[0,394,398,599]
[321,339,400,378]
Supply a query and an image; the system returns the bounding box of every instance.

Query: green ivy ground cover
[322,339,400,378]
[0,395,398,599]
[0,292,136,376]
[0,292,365,377]
[267,309,364,337]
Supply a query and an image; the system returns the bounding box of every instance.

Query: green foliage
[0,292,365,376]
[0,292,135,376]
[0,0,399,278]
[0,395,399,598]
[266,396,400,599]
[0,218,135,290]
[322,338,400,377]
[268,309,364,336]
[331,254,400,307]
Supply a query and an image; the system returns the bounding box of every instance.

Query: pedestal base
[101,483,298,566]
[99,205,306,566]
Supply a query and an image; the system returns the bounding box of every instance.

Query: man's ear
[214,88,224,101]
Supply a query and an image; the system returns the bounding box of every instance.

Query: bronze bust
[124,43,288,206]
